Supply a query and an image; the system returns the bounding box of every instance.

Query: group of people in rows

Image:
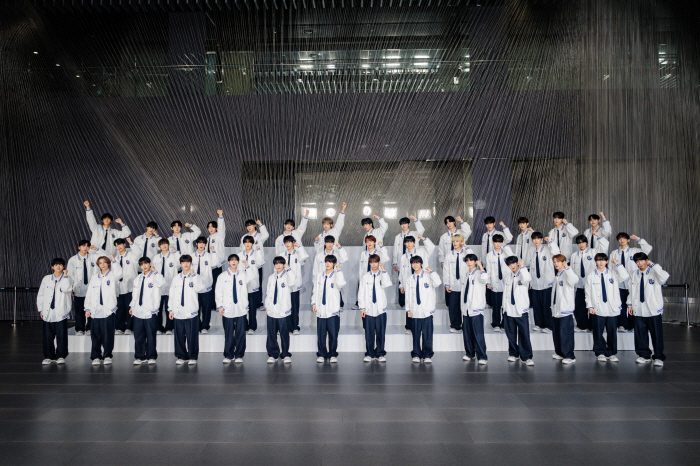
[37,200,669,368]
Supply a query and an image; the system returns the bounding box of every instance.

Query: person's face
[98,259,110,272]
[171,224,181,233]
[284,223,294,233]
[519,222,528,232]
[322,221,332,232]
[284,241,294,251]
[466,259,477,269]
[400,223,410,232]
[366,240,376,250]
[618,237,629,248]
[160,244,169,253]
[485,222,495,231]
[146,226,156,236]
[595,259,608,269]
[140,263,150,274]
[493,241,503,250]
[228,258,239,270]
[181,262,191,273]
[208,224,216,235]
[116,244,126,253]
[533,238,543,247]
[553,260,565,271]
[508,263,519,273]
[446,220,456,230]
[553,217,563,227]
[411,262,422,273]
[246,224,256,234]
[405,241,415,251]
[363,223,373,232]
[196,243,205,253]
[102,217,112,228]
[325,261,334,272]
[452,239,462,250]
[52,264,64,274]
[370,261,380,272]
[78,244,89,254]
[589,218,600,228]
[324,241,334,251]
[244,241,253,251]
[275,263,285,273]
[578,242,588,251]
[635,259,649,270]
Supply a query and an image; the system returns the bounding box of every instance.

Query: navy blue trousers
[158,296,174,332]
[530,288,554,330]
[634,314,665,361]
[223,315,247,359]
[591,314,617,357]
[73,296,91,333]
[552,314,575,360]
[90,314,115,360]
[317,315,340,358]
[133,315,158,360]
[364,313,387,358]
[247,291,261,331]
[574,288,590,330]
[504,313,533,361]
[411,316,434,359]
[266,316,291,359]
[462,314,487,360]
[490,291,503,329]
[617,289,635,330]
[398,290,411,330]
[115,292,133,331]
[447,291,462,330]
[43,319,68,360]
[174,316,199,360]
[198,291,212,331]
[288,291,301,332]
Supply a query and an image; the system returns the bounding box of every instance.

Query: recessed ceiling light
[300,65,313,69]
[361,64,370,68]
[76,75,80,78]
[303,29,313,35]
[414,62,429,66]
[385,55,401,59]
[55,64,60,66]
[414,55,430,59]
[33,51,38,55]
[385,63,400,67]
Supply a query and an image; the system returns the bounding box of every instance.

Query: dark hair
[244,219,256,227]
[207,220,218,229]
[633,252,649,262]
[242,235,255,244]
[575,234,588,244]
[283,235,296,244]
[444,216,456,225]
[403,235,416,244]
[505,256,519,266]
[368,254,381,264]
[101,213,113,222]
[146,221,158,230]
[171,220,182,228]
[273,256,286,265]
[594,253,608,261]
[361,218,374,226]
[616,232,630,240]
[324,235,335,244]
[78,239,90,247]
[114,238,126,246]
[409,255,423,265]
[138,257,152,266]
[553,211,565,219]
[588,214,600,221]
[284,218,295,227]
[194,236,207,245]
[517,217,529,224]
[51,257,66,267]
[531,231,543,240]
[158,238,170,247]
[492,234,504,243]
[180,255,192,264]
[399,217,411,225]
[228,254,239,262]
[464,253,478,262]
[324,254,338,265]
[484,216,496,224]
[364,235,376,244]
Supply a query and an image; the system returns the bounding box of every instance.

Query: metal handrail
[662,283,692,327]
[0,287,39,327]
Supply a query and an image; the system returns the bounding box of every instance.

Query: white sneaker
[258,305,266,311]
[156,331,163,335]
[533,325,541,332]
[423,358,432,364]
[585,329,592,333]
[188,359,197,365]
[124,329,133,335]
[378,356,386,362]
[56,358,65,365]
[115,330,124,335]
[653,359,664,367]
[234,358,243,364]
[412,357,420,363]
[267,357,276,364]
[493,327,502,332]
[133,359,144,365]
[405,329,412,335]
[104,357,112,365]
[542,328,552,334]
[478,359,488,365]
[165,330,173,335]
[293,330,300,335]
[351,304,360,310]
[283,357,292,364]
[41,359,52,365]
[597,355,608,362]
[507,356,517,362]
[148,359,157,365]
[525,359,534,366]
[449,328,460,333]
[176,359,187,365]
[574,327,584,333]
[607,355,619,362]
[75,331,84,336]
[247,330,255,335]
[223,358,232,364]
[317,357,325,363]
[363,356,372,362]
[636,357,651,364]
[462,355,472,361]
[562,358,575,365]
[552,354,564,360]
[201,329,209,334]
[91,359,101,366]
[330,357,338,363]
[618,326,626,332]
[85,330,91,335]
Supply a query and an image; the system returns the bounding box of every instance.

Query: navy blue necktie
[557,229,560,247]
[372,275,377,303]
[402,235,406,255]
[410,254,414,274]
[233,274,238,304]
[640,274,645,303]
[99,279,103,305]
[104,229,108,249]
[416,276,421,305]
[83,258,88,285]
[601,274,607,302]
[536,251,541,279]
[322,276,327,305]
[176,237,180,252]
[621,251,626,267]
[511,279,515,305]
[180,276,185,306]
[367,253,371,272]
[463,275,470,303]
[161,257,165,275]
[119,256,123,282]
[207,238,211,253]
[553,280,557,305]
[197,257,201,275]
[274,277,278,305]
[50,281,56,309]
[455,252,460,280]
[143,236,148,258]
[139,276,145,306]
[486,236,490,254]
[580,256,585,278]
[497,255,502,280]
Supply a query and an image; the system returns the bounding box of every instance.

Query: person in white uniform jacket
[264,258,297,364]
[358,257,392,363]
[313,236,349,279]
[85,255,123,365]
[129,258,165,365]
[551,254,578,364]
[525,232,560,333]
[191,237,217,333]
[485,234,514,332]
[206,210,226,295]
[627,253,670,366]
[399,235,436,333]
[168,220,201,255]
[216,254,256,364]
[443,234,475,333]
[583,212,612,252]
[152,239,181,335]
[83,200,131,256]
[240,218,269,300]
[115,238,139,335]
[405,256,442,364]
[547,212,578,261]
[37,259,73,365]
[502,257,534,366]
[361,215,389,247]
[281,235,309,335]
[514,217,535,260]
[353,235,390,313]
[314,202,347,249]
[609,232,653,332]
[570,234,609,332]
[481,216,513,260]
[585,253,629,362]
[440,215,472,268]
[130,221,162,260]
[459,255,489,364]
[392,215,425,272]
[67,240,99,335]
[274,210,310,256]
[312,256,346,363]
[240,236,265,334]
[168,255,209,365]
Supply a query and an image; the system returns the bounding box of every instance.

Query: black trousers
[617,289,635,330]
[552,315,575,360]
[174,316,199,360]
[462,314,487,360]
[634,314,665,361]
[530,288,554,330]
[115,292,133,331]
[266,316,291,359]
[223,315,247,359]
[90,314,116,360]
[591,314,617,357]
[411,316,434,359]
[257,268,264,307]
[364,313,387,358]
[504,313,533,361]
[73,296,91,332]
[399,290,411,330]
[490,291,503,329]
[157,296,174,332]
[246,291,261,331]
[43,320,68,360]
[317,315,340,358]
[447,291,462,330]
[288,291,301,332]
[574,288,590,330]
[133,315,158,360]
[198,292,212,330]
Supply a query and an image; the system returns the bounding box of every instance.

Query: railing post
[685,283,691,327]
[13,286,17,327]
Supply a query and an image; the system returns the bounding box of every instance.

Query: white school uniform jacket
[551,267,578,318]
[281,246,309,291]
[359,246,390,277]
[37,274,73,322]
[114,250,139,295]
[168,224,201,255]
[363,217,389,246]
[459,268,489,316]
[515,230,534,260]
[485,247,515,293]
[130,233,162,260]
[191,251,216,290]
[609,239,653,290]
[85,209,132,256]
[67,252,99,298]
[585,265,629,317]
[525,242,560,291]
[311,270,347,318]
[392,221,426,267]
[129,271,165,319]
[240,247,265,293]
[239,224,270,253]
[398,239,436,289]
[152,251,181,296]
[503,268,532,317]
[264,269,297,318]
[206,216,226,268]
[84,262,124,318]
[442,247,475,290]
[358,270,392,317]
[315,212,346,248]
[570,240,609,289]
[583,220,612,252]
[405,269,442,319]
[168,272,208,319]
[439,222,473,265]
[313,245,349,278]
[274,217,309,255]
[481,227,514,261]
[627,263,670,317]
[215,267,255,318]
[547,222,579,260]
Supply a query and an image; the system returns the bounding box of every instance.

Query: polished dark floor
[2,322,700,466]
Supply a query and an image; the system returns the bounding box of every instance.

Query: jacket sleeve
[255,248,266,267]
[129,282,138,308]
[459,222,472,242]
[602,220,612,238]
[153,273,165,288]
[638,239,653,255]
[392,235,401,267]
[274,236,285,256]
[167,281,178,308]
[259,224,270,245]
[310,276,318,306]
[285,269,297,287]
[110,262,123,280]
[423,238,436,258]
[334,212,345,237]
[377,217,389,239]
[192,275,209,293]
[190,224,201,238]
[584,276,594,309]
[215,275,224,309]
[442,257,451,285]
[519,268,532,285]
[116,224,131,239]
[337,247,349,263]
[594,237,609,253]
[477,270,489,284]
[430,270,442,286]
[381,271,393,288]
[438,234,445,264]
[297,216,309,238]
[244,267,256,283]
[565,222,579,237]
[548,242,561,255]
[335,271,346,289]
[564,269,579,286]
[357,277,366,310]
[297,245,309,263]
[415,220,425,237]
[36,277,47,312]
[502,227,513,244]
[613,263,629,282]
[86,209,98,232]
[217,217,226,241]
[649,263,670,285]
[379,246,390,264]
